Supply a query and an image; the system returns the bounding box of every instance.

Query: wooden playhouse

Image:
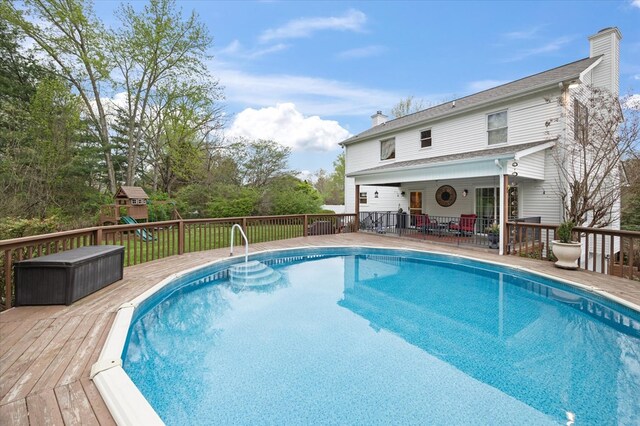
[99,186,149,225]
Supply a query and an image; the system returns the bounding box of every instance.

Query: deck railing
[506,221,640,280]
[358,212,499,248]
[0,213,356,309]
[2,214,638,309]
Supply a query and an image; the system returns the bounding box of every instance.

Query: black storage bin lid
[14,245,124,268]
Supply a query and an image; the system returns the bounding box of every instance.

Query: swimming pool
[95,247,640,425]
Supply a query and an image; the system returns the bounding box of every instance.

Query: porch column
[355,184,360,231]
[500,174,509,255]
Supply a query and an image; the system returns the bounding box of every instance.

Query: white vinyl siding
[487,111,508,145]
[518,150,563,224]
[346,184,405,213]
[345,89,562,175]
[509,151,546,180]
[589,29,620,95]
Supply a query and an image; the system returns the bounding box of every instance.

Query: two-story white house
[341,27,622,254]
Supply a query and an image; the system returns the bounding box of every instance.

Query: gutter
[346,153,517,177]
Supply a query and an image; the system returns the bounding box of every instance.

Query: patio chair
[449,214,477,236]
[416,214,438,233]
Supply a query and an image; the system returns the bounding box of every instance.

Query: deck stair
[228,260,282,288]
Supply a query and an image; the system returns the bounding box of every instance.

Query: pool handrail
[230,223,248,263]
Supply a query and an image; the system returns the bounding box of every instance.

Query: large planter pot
[552,241,582,269]
[487,233,499,249]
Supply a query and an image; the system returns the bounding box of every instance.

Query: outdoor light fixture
[374,191,379,198]
[462,189,468,197]
[401,191,406,196]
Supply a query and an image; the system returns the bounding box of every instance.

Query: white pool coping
[90,245,640,425]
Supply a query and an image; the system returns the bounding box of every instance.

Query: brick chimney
[371,111,388,127]
[588,27,622,96]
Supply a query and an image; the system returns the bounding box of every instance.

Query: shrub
[556,221,575,243]
[0,216,62,240]
[485,223,500,235]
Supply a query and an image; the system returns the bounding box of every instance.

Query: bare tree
[548,85,640,228]
[391,96,425,118]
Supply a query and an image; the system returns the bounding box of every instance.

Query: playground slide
[121,216,156,241]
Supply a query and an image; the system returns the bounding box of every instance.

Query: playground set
[99,186,150,226]
[99,186,179,241]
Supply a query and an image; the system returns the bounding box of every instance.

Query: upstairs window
[359,192,368,204]
[420,129,432,148]
[574,99,588,143]
[487,111,508,145]
[380,138,395,161]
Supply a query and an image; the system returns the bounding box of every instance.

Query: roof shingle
[341,56,601,145]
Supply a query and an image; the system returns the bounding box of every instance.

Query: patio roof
[347,139,557,177]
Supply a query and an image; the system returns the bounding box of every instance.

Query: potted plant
[485,223,500,249]
[552,221,582,269]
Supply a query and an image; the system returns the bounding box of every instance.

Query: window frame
[419,128,432,149]
[574,99,588,143]
[380,137,396,161]
[487,110,508,146]
[359,192,368,204]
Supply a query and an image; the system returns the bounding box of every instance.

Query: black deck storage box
[14,245,125,306]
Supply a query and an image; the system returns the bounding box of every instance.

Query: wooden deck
[1,233,638,425]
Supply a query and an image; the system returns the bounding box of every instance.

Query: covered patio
[350,140,557,254]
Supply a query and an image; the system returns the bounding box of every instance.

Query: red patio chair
[416,214,438,232]
[449,214,477,236]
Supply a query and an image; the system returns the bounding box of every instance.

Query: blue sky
[93,0,640,175]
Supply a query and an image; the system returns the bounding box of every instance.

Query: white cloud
[632,0,640,8]
[84,91,128,123]
[218,40,289,59]
[503,36,573,62]
[623,94,640,110]
[227,103,351,151]
[466,79,510,92]
[216,65,404,117]
[259,9,366,43]
[503,26,545,40]
[633,74,640,80]
[337,45,386,59]
[297,170,315,182]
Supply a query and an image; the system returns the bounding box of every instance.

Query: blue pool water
[123,248,640,425]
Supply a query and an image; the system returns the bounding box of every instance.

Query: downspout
[495,159,505,255]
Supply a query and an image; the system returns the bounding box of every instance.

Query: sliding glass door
[475,186,519,230]
[476,187,500,229]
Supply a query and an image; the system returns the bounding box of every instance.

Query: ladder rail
[230,223,249,263]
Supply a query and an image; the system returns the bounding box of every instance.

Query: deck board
[1,316,83,404]
[0,318,55,377]
[0,398,29,426]
[56,313,113,387]
[0,317,71,401]
[0,233,638,424]
[31,315,99,395]
[0,318,39,359]
[54,381,99,426]
[25,390,65,426]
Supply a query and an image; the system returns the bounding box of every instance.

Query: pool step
[228,261,282,287]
